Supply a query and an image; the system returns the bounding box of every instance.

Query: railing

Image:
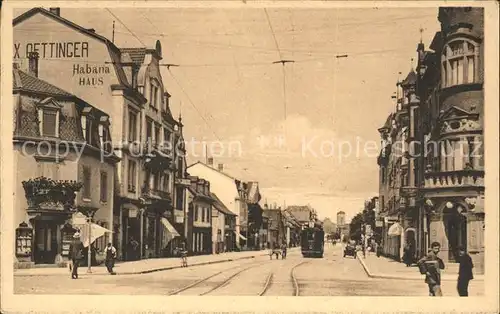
[141,186,172,200]
[424,170,484,189]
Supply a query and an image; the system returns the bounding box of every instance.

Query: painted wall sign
[14,41,90,59]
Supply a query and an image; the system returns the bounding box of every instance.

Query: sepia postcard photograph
[1,1,499,313]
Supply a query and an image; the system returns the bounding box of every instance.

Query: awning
[78,223,113,248]
[161,218,181,245]
[234,231,247,241]
[387,222,403,237]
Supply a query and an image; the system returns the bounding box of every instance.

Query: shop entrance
[34,221,58,264]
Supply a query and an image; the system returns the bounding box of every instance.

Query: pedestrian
[105,242,117,274]
[417,242,445,296]
[456,246,474,297]
[403,242,412,267]
[281,242,287,259]
[68,232,84,279]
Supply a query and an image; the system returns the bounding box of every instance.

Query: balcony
[423,170,484,189]
[141,186,172,201]
[22,177,83,212]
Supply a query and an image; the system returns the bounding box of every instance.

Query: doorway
[447,209,467,261]
[34,221,58,264]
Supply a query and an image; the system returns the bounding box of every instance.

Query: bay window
[442,40,478,88]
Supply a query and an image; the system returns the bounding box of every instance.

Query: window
[442,40,478,87]
[201,207,205,222]
[154,125,161,146]
[146,119,153,144]
[82,166,91,199]
[128,111,137,142]
[128,160,137,192]
[176,187,183,210]
[42,110,57,137]
[150,80,159,109]
[195,205,199,221]
[164,129,171,144]
[163,173,170,192]
[100,171,108,202]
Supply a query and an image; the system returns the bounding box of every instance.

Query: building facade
[187,161,248,249]
[377,7,484,272]
[418,7,485,272]
[186,176,213,255]
[13,62,118,267]
[12,8,189,261]
[211,192,237,253]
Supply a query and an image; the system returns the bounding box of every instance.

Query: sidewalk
[14,249,290,277]
[357,252,485,282]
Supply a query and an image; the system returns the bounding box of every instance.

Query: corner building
[417,7,484,273]
[13,8,187,261]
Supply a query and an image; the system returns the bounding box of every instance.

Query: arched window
[442,39,479,88]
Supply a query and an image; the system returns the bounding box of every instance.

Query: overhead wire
[105,8,147,47]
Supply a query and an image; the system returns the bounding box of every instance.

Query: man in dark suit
[69,232,84,279]
[456,246,474,296]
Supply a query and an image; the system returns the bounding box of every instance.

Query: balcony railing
[424,170,484,189]
[141,186,172,201]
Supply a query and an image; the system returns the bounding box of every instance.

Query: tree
[349,213,364,241]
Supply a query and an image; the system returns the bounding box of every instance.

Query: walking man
[69,232,84,279]
[456,246,474,296]
[418,242,445,296]
[105,242,117,274]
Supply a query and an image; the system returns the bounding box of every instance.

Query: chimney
[207,157,214,166]
[49,8,60,16]
[218,163,223,171]
[28,52,39,77]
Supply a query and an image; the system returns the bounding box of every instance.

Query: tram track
[259,260,310,296]
[168,258,270,296]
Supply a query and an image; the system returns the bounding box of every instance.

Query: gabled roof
[13,68,72,97]
[440,105,476,120]
[211,192,236,216]
[246,181,262,204]
[13,8,131,89]
[401,70,417,86]
[187,161,236,180]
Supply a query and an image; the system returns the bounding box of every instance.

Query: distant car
[343,243,357,258]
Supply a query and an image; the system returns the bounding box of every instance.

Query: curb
[14,253,267,277]
[355,253,484,282]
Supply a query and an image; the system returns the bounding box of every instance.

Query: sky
[15,7,441,222]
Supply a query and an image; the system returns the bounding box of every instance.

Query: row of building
[376,7,485,273]
[12,7,317,267]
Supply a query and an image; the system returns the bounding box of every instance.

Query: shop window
[442,39,479,88]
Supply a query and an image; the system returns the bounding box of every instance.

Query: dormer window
[36,97,62,138]
[442,39,479,88]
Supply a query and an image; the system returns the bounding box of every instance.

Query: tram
[300,224,325,258]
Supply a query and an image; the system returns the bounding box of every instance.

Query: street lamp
[77,205,99,273]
